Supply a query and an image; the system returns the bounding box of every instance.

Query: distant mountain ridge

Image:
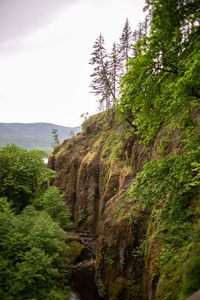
[0,122,81,153]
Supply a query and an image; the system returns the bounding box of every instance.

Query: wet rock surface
[69,232,102,300]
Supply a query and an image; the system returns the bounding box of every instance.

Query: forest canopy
[0,145,71,300]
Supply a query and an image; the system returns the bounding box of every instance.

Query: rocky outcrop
[49,111,197,299]
[50,112,140,234]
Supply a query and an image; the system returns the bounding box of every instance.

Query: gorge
[49,109,200,299]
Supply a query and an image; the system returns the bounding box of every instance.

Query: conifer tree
[137,22,143,41]
[52,128,59,146]
[108,42,123,105]
[89,34,114,110]
[143,15,149,36]
[132,29,138,58]
[119,18,132,73]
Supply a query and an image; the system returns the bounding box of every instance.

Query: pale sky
[0,0,146,127]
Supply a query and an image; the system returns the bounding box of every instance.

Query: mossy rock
[66,234,82,243]
[108,276,142,300]
[68,240,86,264]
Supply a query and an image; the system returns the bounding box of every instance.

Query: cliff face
[50,112,142,232]
[49,111,200,300]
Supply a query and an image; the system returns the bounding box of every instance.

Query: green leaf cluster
[32,186,71,229]
[0,202,70,300]
[0,145,71,299]
[0,144,55,213]
[130,147,200,298]
[119,0,200,144]
[131,147,200,225]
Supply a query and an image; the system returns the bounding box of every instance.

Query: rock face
[49,111,199,299]
[50,112,141,234]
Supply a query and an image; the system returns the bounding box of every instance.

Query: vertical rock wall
[49,112,186,299]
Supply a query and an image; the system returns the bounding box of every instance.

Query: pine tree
[143,15,149,36]
[137,22,143,41]
[89,34,114,110]
[132,29,138,58]
[119,18,132,73]
[108,43,123,105]
[52,129,59,146]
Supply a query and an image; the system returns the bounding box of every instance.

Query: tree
[0,200,70,299]
[32,186,71,229]
[119,0,200,143]
[89,34,114,110]
[52,128,60,146]
[108,43,123,104]
[0,144,52,212]
[145,0,200,74]
[119,18,132,73]
[0,144,72,299]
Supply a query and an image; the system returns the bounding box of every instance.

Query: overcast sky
[0,0,146,127]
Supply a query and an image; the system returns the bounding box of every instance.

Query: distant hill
[0,122,81,153]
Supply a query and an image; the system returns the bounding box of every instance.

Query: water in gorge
[69,259,102,300]
[69,232,102,300]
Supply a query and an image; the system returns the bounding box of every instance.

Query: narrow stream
[69,232,103,300]
[69,290,81,300]
[69,260,102,300]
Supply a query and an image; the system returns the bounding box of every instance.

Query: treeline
[89,16,150,110]
[90,0,200,145]
[0,145,71,300]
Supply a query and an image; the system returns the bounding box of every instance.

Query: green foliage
[52,128,60,146]
[183,255,200,297]
[76,206,88,226]
[77,213,88,226]
[110,141,122,162]
[157,135,171,155]
[0,202,70,300]
[109,43,123,102]
[119,18,132,72]
[132,246,144,258]
[98,281,107,298]
[119,0,200,144]
[129,146,200,297]
[0,144,54,212]
[81,119,89,133]
[32,186,71,229]
[105,257,114,265]
[153,220,200,299]
[65,143,73,151]
[53,144,61,155]
[89,34,115,110]
[89,16,150,111]
[130,147,200,225]
[181,222,200,297]
[0,145,72,299]
[155,247,177,274]
[80,112,90,133]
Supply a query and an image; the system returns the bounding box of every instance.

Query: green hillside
[0,123,81,153]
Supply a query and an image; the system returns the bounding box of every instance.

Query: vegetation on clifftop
[89,0,199,147]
